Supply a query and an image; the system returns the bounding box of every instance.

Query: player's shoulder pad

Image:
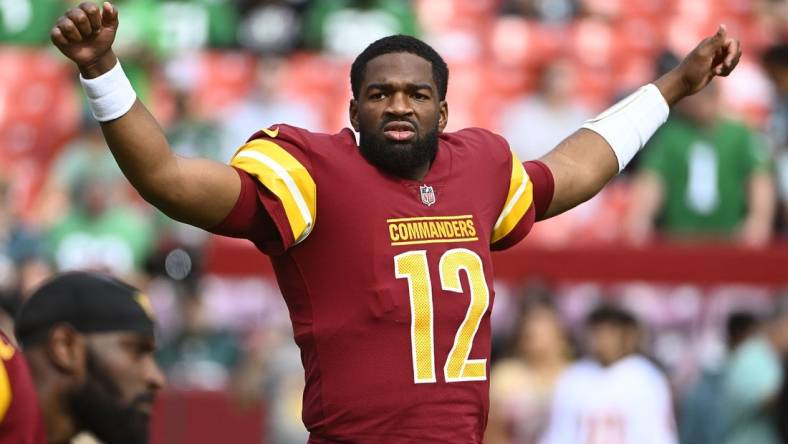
[246,123,312,149]
[452,127,512,162]
[234,124,318,245]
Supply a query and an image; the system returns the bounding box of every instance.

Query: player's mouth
[382,121,416,142]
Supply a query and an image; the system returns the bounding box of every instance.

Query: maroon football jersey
[214,125,552,443]
[0,331,46,444]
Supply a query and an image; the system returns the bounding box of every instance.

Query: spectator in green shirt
[626,82,776,247]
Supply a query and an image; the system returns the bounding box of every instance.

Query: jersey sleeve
[209,125,317,255]
[490,154,555,251]
[0,330,44,444]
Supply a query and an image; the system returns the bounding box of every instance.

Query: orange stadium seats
[0,47,79,219]
[189,51,258,119]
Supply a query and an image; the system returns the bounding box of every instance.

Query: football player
[50,2,740,442]
[0,272,164,444]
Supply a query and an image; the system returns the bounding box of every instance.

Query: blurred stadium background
[1,0,787,443]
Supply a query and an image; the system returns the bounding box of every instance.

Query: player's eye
[369,92,387,100]
[412,92,429,101]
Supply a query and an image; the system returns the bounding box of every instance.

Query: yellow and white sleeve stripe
[231,139,316,245]
[491,151,533,244]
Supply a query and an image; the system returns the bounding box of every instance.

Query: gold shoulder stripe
[491,151,533,244]
[0,358,11,423]
[231,139,316,244]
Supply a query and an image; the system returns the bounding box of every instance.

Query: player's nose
[144,356,166,390]
[385,91,414,117]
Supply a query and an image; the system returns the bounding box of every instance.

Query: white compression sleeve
[581,83,670,172]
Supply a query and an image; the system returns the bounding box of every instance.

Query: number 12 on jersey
[394,248,490,384]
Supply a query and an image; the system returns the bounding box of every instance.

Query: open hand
[51,2,119,77]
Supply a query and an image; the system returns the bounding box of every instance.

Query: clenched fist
[655,25,742,106]
[51,1,119,78]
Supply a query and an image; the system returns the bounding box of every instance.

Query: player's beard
[68,349,154,444]
[358,120,439,178]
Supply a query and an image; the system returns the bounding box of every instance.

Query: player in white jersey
[540,306,677,444]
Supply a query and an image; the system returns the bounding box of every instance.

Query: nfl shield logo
[419,184,436,206]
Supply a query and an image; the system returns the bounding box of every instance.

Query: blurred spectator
[678,311,760,444]
[0,171,45,263]
[167,89,224,161]
[40,121,154,277]
[156,291,243,391]
[219,56,322,157]
[486,296,573,444]
[0,167,52,341]
[757,0,788,36]
[113,0,238,57]
[48,121,125,193]
[540,305,677,444]
[237,0,308,55]
[303,0,419,58]
[762,43,788,233]
[720,297,788,444]
[0,0,64,45]
[45,172,154,277]
[233,328,308,444]
[499,0,579,23]
[727,312,762,351]
[42,125,153,277]
[627,82,776,247]
[501,59,592,161]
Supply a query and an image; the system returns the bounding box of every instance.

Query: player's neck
[38,381,79,444]
[27,360,79,444]
[398,161,431,181]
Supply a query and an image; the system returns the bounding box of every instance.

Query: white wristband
[79,60,137,122]
[581,83,669,172]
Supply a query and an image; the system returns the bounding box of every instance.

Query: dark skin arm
[537,25,742,219]
[51,2,240,229]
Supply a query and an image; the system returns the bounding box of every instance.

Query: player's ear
[46,324,87,376]
[349,98,360,132]
[438,100,448,132]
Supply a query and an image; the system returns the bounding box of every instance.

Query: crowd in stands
[1,0,788,443]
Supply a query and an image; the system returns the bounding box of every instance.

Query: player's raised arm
[50,2,240,229]
[536,25,742,219]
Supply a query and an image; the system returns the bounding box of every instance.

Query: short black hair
[350,35,449,101]
[586,304,637,328]
[726,310,758,347]
[763,43,788,68]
